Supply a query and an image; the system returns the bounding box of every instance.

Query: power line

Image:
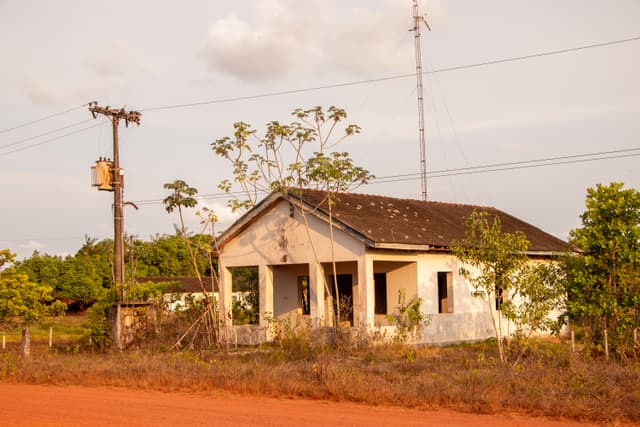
[5,149,637,243]
[140,35,640,112]
[0,118,95,149]
[0,103,90,134]
[0,121,108,157]
[375,146,640,182]
[376,152,640,184]
[2,35,637,154]
[128,146,640,207]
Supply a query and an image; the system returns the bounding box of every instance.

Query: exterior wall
[368,251,494,343]
[220,200,366,267]
[272,263,308,320]
[387,262,418,305]
[219,200,366,329]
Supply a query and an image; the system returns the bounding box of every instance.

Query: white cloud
[321,2,413,77]
[23,79,61,105]
[198,0,415,82]
[18,240,45,251]
[89,39,136,76]
[198,200,239,232]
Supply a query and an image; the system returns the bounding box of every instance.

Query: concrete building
[216,189,571,344]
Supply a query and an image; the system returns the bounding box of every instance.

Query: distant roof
[138,277,218,293]
[218,189,573,254]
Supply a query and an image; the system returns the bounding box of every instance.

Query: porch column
[219,266,233,340]
[309,262,325,327]
[357,255,375,328]
[259,264,274,329]
[218,265,233,327]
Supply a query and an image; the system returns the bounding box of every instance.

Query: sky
[1,0,639,260]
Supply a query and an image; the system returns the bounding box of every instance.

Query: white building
[215,189,571,344]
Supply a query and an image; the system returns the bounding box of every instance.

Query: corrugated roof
[287,189,572,253]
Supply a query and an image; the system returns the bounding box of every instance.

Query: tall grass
[1,317,638,424]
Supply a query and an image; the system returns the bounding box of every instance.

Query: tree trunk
[21,326,31,359]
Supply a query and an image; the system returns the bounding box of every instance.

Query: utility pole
[410,0,431,201]
[88,102,141,288]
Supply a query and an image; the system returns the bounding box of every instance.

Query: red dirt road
[1,383,599,427]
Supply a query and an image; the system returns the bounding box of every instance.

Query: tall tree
[211,106,372,327]
[163,180,221,348]
[452,211,565,364]
[566,182,640,358]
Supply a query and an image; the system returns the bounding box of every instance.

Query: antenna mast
[411,0,431,201]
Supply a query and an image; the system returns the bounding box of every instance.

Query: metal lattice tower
[410,0,430,200]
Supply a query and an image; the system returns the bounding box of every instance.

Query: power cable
[0,118,95,149]
[128,146,640,206]
[0,121,108,157]
[140,35,640,112]
[0,103,90,134]
[5,148,637,242]
[376,152,640,184]
[2,35,637,154]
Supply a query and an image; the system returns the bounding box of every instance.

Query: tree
[132,234,211,278]
[15,245,110,311]
[565,182,640,358]
[0,250,66,358]
[163,180,222,348]
[211,106,372,327]
[452,211,564,363]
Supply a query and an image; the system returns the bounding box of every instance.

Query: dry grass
[1,336,639,424]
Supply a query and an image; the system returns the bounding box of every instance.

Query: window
[374,273,387,315]
[495,285,504,311]
[437,272,453,313]
[298,276,310,315]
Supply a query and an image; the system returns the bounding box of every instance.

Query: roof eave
[370,242,431,251]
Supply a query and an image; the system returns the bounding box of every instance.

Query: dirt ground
[0,383,601,427]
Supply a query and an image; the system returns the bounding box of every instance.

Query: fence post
[571,330,575,354]
[49,326,53,348]
[604,329,609,361]
[2,334,5,350]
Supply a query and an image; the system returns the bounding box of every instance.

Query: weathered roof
[287,189,572,253]
[216,189,573,254]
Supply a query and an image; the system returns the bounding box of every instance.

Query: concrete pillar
[309,262,325,327]
[219,266,233,331]
[357,255,375,328]
[259,264,274,329]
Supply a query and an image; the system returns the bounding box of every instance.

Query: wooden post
[571,330,575,354]
[2,334,5,350]
[634,328,638,347]
[49,326,53,348]
[604,329,609,361]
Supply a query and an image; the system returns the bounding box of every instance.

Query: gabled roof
[217,189,573,254]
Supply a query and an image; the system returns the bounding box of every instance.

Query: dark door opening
[330,274,353,325]
[374,273,387,315]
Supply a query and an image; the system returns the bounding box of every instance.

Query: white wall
[220,200,366,267]
[272,263,308,320]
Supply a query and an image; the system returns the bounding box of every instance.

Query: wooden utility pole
[410,0,431,201]
[89,102,141,288]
